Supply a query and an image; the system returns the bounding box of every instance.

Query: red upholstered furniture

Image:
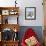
[21,28,41,46]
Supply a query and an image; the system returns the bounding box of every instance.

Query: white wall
[0,0,44,26]
[18,0,44,26]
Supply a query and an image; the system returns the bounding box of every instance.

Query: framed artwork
[25,7,36,20]
[9,10,18,15]
[2,10,9,15]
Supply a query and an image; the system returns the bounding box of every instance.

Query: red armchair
[21,28,41,46]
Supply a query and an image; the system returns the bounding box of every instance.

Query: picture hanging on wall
[25,7,36,20]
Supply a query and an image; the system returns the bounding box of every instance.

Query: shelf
[1,15,18,24]
[2,40,19,46]
[2,40,19,43]
[0,7,19,10]
[0,7,19,46]
[0,7,19,16]
[0,24,19,32]
[0,7,19,24]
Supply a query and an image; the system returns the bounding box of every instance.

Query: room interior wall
[18,0,44,26]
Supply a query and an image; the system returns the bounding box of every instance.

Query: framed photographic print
[25,7,36,20]
[2,10,9,15]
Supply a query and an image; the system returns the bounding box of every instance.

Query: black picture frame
[25,7,36,20]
